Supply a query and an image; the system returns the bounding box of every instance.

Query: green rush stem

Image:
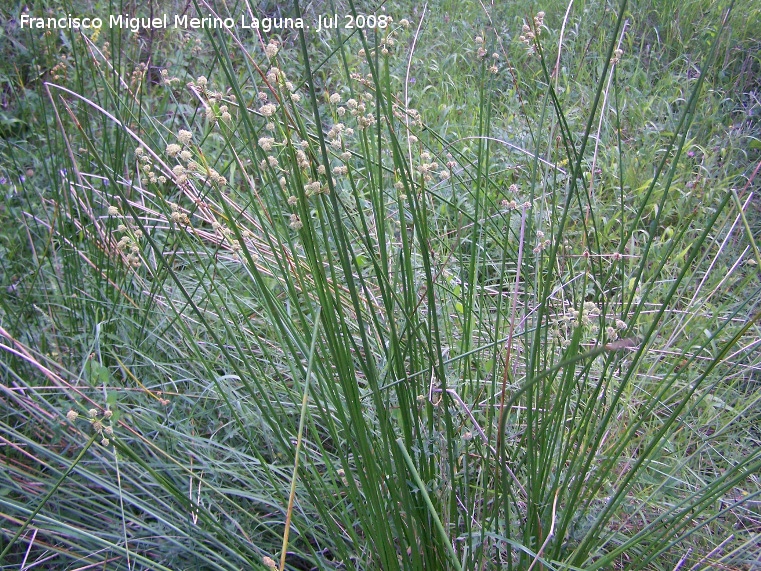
[730,188,761,268]
[279,308,322,571]
[396,438,463,571]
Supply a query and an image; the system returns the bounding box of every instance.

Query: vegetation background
[1,0,759,569]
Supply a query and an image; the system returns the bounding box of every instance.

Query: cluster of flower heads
[158,128,227,189]
[533,230,552,254]
[258,136,307,175]
[262,65,301,106]
[128,62,148,90]
[259,102,278,118]
[549,301,629,348]
[174,33,204,56]
[392,103,423,128]
[392,152,454,192]
[331,90,377,130]
[500,184,533,211]
[488,53,500,74]
[474,36,500,73]
[190,76,236,124]
[289,213,303,230]
[207,218,259,262]
[107,206,145,268]
[159,68,181,87]
[251,65,301,130]
[168,202,191,226]
[50,53,69,81]
[606,318,629,341]
[351,17,408,59]
[326,121,356,149]
[132,18,431,240]
[211,220,243,253]
[134,147,166,185]
[519,11,546,53]
[264,39,279,60]
[249,52,402,229]
[475,35,487,58]
[416,151,440,182]
[66,407,114,447]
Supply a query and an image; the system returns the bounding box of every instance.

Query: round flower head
[266,67,283,84]
[259,103,277,117]
[177,130,193,145]
[265,40,279,59]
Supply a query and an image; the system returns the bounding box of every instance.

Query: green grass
[1,0,760,569]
